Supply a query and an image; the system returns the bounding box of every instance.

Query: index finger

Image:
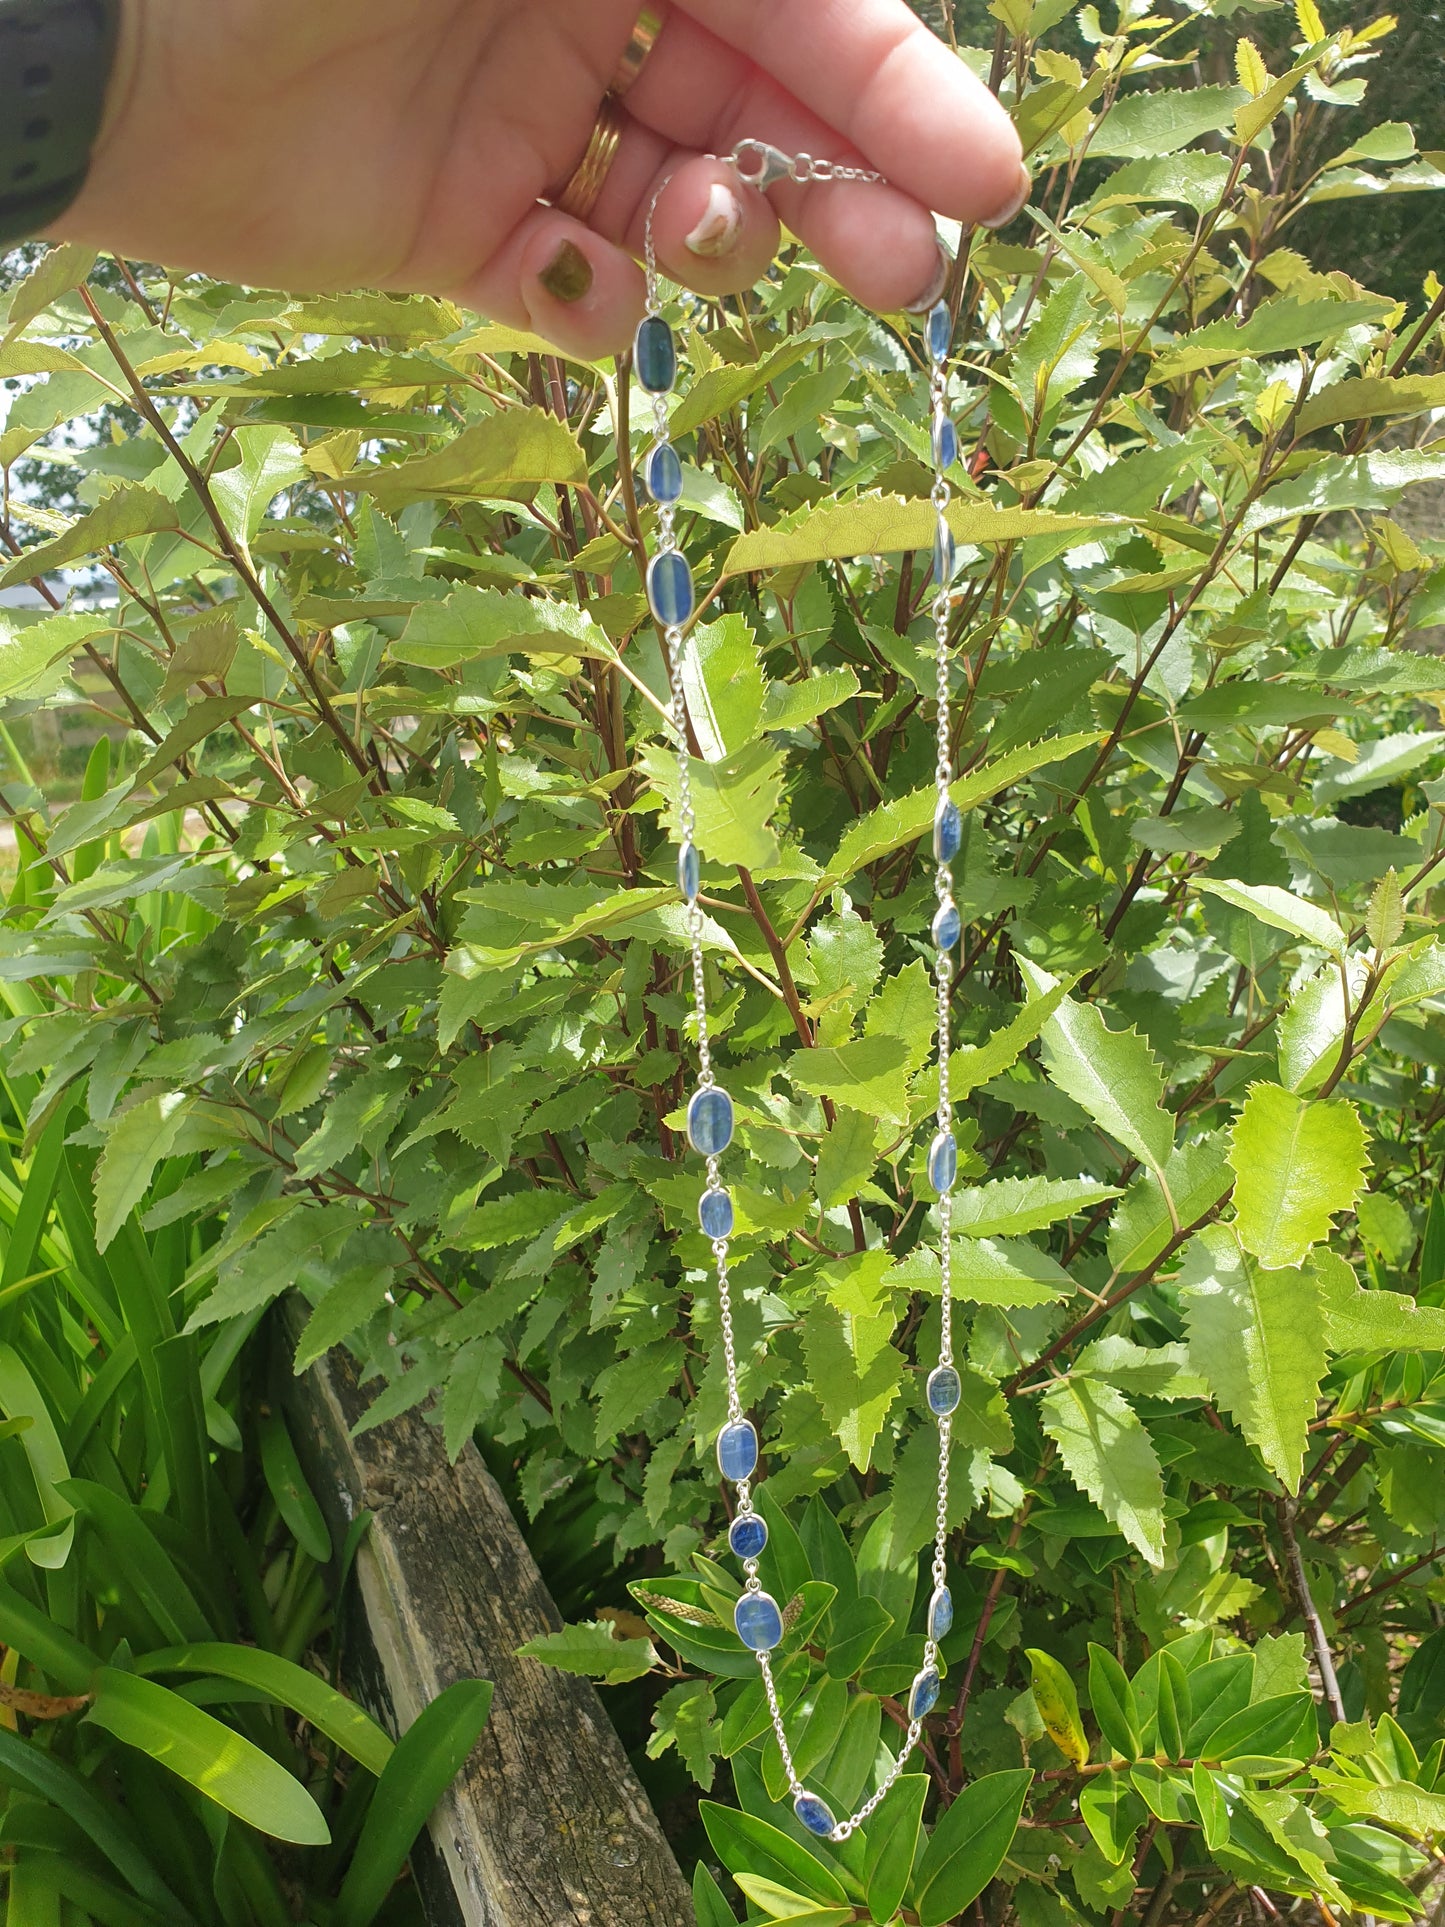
[679,0,1025,226]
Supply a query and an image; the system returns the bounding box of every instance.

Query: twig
[1276,1496,1346,1727]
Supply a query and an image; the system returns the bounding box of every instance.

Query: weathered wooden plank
[279,1306,694,1927]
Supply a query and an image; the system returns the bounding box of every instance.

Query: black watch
[0,0,119,247]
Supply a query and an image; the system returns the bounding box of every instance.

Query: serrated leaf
[93,1093,191,1253]
[1040,1377,1166,1565]
[647,1679,718,1790]
[1180,1225,1326,1492]
[344,406,586,503]
[801,1302,905,1471]
[392,586,614,668]
[1366,868,1405,951]
[1022,965,1174,1179]
[515,1620,657,1685]
[952,1175,1121,1239]
[1195,878,1346,955]
[1235,37,1269,95]
[638,737,783,872]
[1229,1082,1368,1268]
[1312,1246,1445,1352]
[0,486,181,592]
[722,498,1102,575]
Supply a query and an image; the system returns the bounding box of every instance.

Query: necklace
[636,143,962,1844]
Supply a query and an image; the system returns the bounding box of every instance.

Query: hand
[55,0,1029,354]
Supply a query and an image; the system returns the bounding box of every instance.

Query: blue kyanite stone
[934,517,956,587]
[735,1590,783,1652]
[934,797,962,863]
[909,1666,942,1720]
[717,1418,759,1482]
[934,411,959,473]
[926,300,953,364]
[687,1085,733,1156]
[678,840,700,901]
[699,1186,734,1239]
[635,315,677,393]
[928,1129,958,1195]
[729,1511,768,1560]
[645,440,683,504]
[929,1584,954,1641]
[647,551,694,627]
[794,1792,836,1838]
[927,1363,962,1417]
[932,898,961,950]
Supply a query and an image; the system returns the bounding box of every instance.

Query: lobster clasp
[729,140,794,192]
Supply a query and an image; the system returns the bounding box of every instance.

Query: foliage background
[2,1,1445,1923]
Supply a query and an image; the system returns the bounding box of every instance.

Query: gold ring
[611,4,666,97]
[555,95,627,222]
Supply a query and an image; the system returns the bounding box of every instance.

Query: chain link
[641,145,959,1849]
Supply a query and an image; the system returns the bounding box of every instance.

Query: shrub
[2,4,1444,1921]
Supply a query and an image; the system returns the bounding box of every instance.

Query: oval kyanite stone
[927,300,953,364]
[735,1590,783,1651]
[934,517,957,587]
[927,1363,962,1417]
[678,840,700,901]
[644,440,683,504]
[909,1666,942,1721]
[934,797,962,863]
[794,1791,836,1838]
[729,1512,768,1560]
[717,1418,759,1482]
[932,898,962,951]
[687,1086,733,1156]
[635,315,677,393]
[929,1584,954,1641]
[934,411,959,473]
[928,1129,958,1196]
[699,1186,734,1239]
[647,550,694,627]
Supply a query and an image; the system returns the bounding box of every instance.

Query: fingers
[451,206,648,361]
[647,1,1027,229]
[594,148,783,299]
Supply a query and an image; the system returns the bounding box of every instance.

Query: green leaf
[0,486,181,591]
[789,1036,911,1123]
[638,737,784,871]
[1022,966,1174,1178]
[334,1678,493,1927]
[1150,297,1391,381]
[700,1801,850,1902]
[5,244,98,332]
[801,1302,905,1471]
[391,586,615,668]
[734,1875,853,1923]
[1088,1644,1141,1760]
[91,1093,191,1254]
[344,408,586,503]
[135,1643,393,1776]
[1086,83,1249,158]
[1312,1246,1445,1352]
[1080,1770,1148,1865]
[1229,1082,1368,1268]
[210,426,306,542]
[952,1176,1121,1239]
[1196,1692,1314,1764]
[1295,373,1445,437]
[1106,1137,1234,1274]
[825,736,1099,890]
[84,1668,329,1845]
[950,976,1077,1100]
[1074,1337,1208,1400]
[514,1619,657,1684]
[0,1343,74,1568]
[1040,1377,1166,1565]
[293,1264,396,1372]
[1196,878,1346,956]
[0,1726,188,1921]
[647,1678,718,1790]
[258,1409,331,1562]
[693,1863,738,1927]
[895,1237,1074,1307]
[1366,867,1405,951]
[0,610,103,700]
[723,498,1103,575]
[909,1768,1032,1927]
[1180,1225,1327,1492]
[862,1773,928,1922]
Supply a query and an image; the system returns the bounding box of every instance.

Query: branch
[1276,1496,1346,1727]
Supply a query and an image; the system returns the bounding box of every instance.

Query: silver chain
[638,145,959,1846]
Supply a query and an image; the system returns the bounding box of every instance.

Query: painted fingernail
[980,162,1033,231]
[685,182,744,259]
[904,244,950,315]
[539,238,593,302]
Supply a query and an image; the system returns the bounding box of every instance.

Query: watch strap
[0,0,119,247]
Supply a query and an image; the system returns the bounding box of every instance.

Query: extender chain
[635,141,965,1843]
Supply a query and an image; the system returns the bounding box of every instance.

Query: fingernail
[539,238,593,302]
[685,182,744,259]
[980,162,1032,231]
[904,244,950,315]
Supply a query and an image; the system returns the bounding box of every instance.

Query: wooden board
[280,1306,694,1927]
